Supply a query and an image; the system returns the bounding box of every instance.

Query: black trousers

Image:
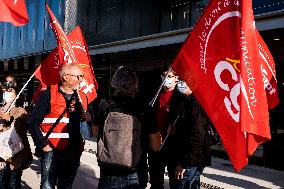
[148,151,167,189]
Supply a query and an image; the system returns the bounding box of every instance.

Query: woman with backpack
[92,66,148,189]
[0,86,32,189]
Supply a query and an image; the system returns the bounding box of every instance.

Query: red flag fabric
[0,0,29,26]
[34,6,98,109]
[172,0,278,172]
[256,32,279,110]
[46,5,78,66]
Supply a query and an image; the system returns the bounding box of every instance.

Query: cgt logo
[214,58,240,123]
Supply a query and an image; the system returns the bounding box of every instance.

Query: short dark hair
[161,66,176,76]
[111,66,138,97]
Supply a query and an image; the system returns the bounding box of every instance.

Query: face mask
[162,76,175,89]
[3,92,14,103]
[177,81,188,94]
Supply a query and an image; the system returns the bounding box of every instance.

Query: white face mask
[177,81,188,94]
[162,76,176,89]
[3,92,14,103]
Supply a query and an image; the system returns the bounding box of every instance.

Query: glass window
[28,1,35,43]
[3,24,10,50]
[253,0,284,15]
[44,0,65,51]
[0,25,3,59]
[87,0,211,45]
[37,0,45,41]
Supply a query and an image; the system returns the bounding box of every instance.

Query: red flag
[34,6,98,109]
[172,0,278,172]
[68,26,98,107]
[256,32,279,110]
[46,5,78,66]
[0,0,29,26]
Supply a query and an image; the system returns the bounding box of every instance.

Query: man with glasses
[28,63,91,189]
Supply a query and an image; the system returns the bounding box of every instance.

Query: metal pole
[149,66,172,107]
[159,114,180,151]
[6,73,35,113]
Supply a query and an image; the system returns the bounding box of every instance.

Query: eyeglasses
[64,74,84,80]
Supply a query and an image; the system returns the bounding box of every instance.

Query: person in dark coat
[147,68,179,189]
[167,81,211,189]
[92,66,148,189]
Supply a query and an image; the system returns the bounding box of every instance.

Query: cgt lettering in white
[214,61,240,123]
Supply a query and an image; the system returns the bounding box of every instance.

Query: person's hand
[42,145,52,152]
[167,125,176,135]
[175,164,185,179]
[9,163,15,170]
[149,132,162,152]
[0,112,10,121]
[82,112,92,122]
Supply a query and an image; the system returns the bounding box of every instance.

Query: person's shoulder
[39,89,51,98]
[33,89,51,106]
[98,98,111,112]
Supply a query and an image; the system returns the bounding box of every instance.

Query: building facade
[0,0,284,170]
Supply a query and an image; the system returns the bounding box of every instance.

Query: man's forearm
[28,122,49,149]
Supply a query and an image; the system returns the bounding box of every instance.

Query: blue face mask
[177,81,188,94]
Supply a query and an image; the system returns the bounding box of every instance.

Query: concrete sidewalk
[22,138,284,189]
[201,157,284,189]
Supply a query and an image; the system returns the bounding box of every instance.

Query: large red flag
[34,6,98,109]
[0,0,29,26]
[172,0,278,172]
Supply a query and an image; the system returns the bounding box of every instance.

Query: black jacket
[93,96,149,176]
[168,92,211,168]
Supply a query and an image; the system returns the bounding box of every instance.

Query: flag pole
[149,66,172,107]
[6,73,35,113]
[159,113,180,151]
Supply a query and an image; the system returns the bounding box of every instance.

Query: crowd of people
[0,64,212,189]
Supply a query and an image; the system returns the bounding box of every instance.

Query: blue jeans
[40,150,81,189]
[171,167,203,189]
[98,172,140,189]
[0,164,23,189]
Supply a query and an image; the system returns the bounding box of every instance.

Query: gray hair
[111,66,138,97]
[59,63,82,81]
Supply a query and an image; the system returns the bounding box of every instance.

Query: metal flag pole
[159,113,180,151]
[6,73,35,113]
[149,66,172,107]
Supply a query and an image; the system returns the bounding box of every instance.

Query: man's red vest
[39,85,87,150]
